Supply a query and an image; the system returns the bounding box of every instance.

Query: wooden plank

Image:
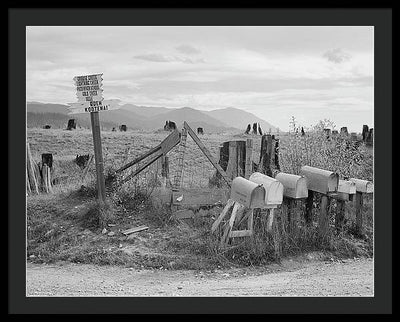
[115,145,161,173]
[172,188,229,207]
[47,165,54,193]
[42,164,49,193]
[184,121,231,186]
[211,199,235,233]
[160,129,181,155]
[116,129,179,174]
[220,202,241,247]
[229,230,252,238]
[122,225,149,235]
[245,139,253,179]
[120,150,163,185]
[26,143,39,194]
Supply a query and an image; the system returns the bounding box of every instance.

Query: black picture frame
[9,6,392,314]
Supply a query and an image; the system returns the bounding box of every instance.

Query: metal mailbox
[300,165,339,194]
[249,172,284,206]
[230,177,265,208]
[337,179,356,201]
[275,172,308,199]
[338,179,356,194]
[349,178,374,193]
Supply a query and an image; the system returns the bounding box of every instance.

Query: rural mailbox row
[214,165,373,245]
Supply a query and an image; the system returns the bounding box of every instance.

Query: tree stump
[362,125,369,142]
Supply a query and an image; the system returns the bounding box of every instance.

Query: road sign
[74,74,104,102]
[67,99,121,114]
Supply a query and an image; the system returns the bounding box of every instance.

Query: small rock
[177,286,183,290]
[29,254,36,259]
[107,231,115,236]
[102,228,107,234]
[119,243,123,248]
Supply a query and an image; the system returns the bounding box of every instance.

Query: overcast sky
[26,26,373,132]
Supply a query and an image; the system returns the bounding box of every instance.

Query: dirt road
[26,256,373,297]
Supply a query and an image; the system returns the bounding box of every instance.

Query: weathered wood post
[304,190,314,226]
[300,166,339,237]
[332,179,357,231]
[350,178,373,237]
[362,125,369,142]
[275,172,308,232]
[259,134,280,177]
[355,192,364,235]
[366,128,373,147]
[40,153,54,193]
[160,155,170,187]
[245,139,253,179]
[91,111,107,205]
[318,195,330,238]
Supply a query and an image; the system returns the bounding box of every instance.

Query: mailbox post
[300,166,339,238]
[332,179,357,230]
[350,178,374,236]
[275,172,308,232]
[212,174,284,248]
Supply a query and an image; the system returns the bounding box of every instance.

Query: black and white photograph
[8,7,392,314]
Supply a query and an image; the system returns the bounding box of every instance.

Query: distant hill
[119,104,171,118]
[204,107,277,133]
[26,102,277,133]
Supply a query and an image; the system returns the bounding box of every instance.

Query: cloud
[133,53,204,64]
[323,48,352,63]
[175,44,201,55]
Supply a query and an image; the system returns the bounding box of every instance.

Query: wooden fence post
[245,139,253,179]
[355,191,364,236]
[304,190,314,225]
[335,200,346,231]
[318,195,330,238]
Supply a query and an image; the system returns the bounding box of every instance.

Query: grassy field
[26,126,373,270]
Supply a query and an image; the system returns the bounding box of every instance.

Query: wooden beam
[115,145,161,173]
[211,199,235,233]
[229,230,252,238]
[120,150,163,185]
[184,121,231,186]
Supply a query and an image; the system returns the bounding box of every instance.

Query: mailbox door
[275,172,308,199]
[230,177,265,208]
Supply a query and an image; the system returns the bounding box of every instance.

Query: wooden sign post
[67,74,120,205]
[90,111,106,204]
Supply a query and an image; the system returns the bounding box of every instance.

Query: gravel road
[26,256,373,297]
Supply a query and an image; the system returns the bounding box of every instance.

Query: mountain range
[27,102,277,133]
